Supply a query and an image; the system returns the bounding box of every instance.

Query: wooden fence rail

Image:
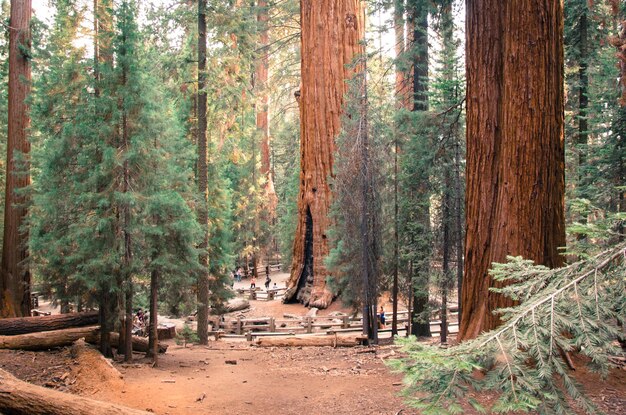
[220,310,459,338]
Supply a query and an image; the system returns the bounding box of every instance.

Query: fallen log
[0,326,100,351]
[254,335,362,348]
[0,327,167,354]
[0,311,99,336]
[85,332,168,354]
[0,368,151,415]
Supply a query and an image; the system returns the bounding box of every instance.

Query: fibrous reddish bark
[460,0,565,340]
[1,0,32,318]
[283,0,365,309]
[256,0,275,197]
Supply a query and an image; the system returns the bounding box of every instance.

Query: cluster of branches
[388,244,626,414]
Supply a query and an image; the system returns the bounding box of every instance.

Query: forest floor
[1,272,625,414]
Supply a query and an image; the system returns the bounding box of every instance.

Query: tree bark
[94,0,115,359]
[391,0,405,337]
[408,0,431,338]
[256,0,276,198]
[146,268,158,363]
[196,0,209,345]
[575,0,589,231]
[0,326,100,350]
[1,0,32,318]
[283,0,365,309]
[460,0,565,340]
[0,368,152,415]
[0,311,99,335]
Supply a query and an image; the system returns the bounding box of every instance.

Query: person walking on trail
[264,275,271,290]
[379,305,386,327]
[250,276,256,289]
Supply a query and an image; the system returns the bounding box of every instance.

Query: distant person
[250,276,256,289]
[379,306,386,327]
[236,267,243,282]
[264,275,271,290]
[265,265,270,276]
[272,282,278,290]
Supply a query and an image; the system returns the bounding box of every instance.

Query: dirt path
[105,343,407,415]
[0,342,409,415]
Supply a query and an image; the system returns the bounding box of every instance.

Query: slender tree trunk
[196,0,210,345]
[408,0,431,338]
[391,0,405,337]
[94,0,115,357]
[119,3,133,361]
[610,2,625,241]
[358,55,378,344]
[577,1,589,222]
[454,138,464,326]
[146,267,159,364]
[441,170,451,344]
[460,0,565,340]
[283,0,365,309]
[0,0,32,318]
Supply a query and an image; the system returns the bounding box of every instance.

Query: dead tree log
[0,311,99,335]
[85,332,168,354]
[0,326,99,351]
[254,335,361,347]
[0,368,151,415]
[0,327,167,353]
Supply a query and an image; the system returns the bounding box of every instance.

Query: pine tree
[389,243,626,415]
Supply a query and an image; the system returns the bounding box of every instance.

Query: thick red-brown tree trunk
[1,0,32,318]
[459,0,566,340]
[283,0,365,309]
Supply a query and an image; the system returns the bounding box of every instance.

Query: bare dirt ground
[1,272,625,415]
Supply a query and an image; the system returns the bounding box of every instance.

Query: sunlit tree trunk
[460,0,565,340]
[283,0,365,309]
[1,0,32,318]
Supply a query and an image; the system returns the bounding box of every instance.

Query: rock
[306,308,318,318]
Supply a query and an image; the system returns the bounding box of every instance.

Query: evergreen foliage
[389,244,626,415]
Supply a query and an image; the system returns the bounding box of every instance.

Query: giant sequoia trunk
[1,0,32,318]
[283,0,365,308]
[460,0,565,340]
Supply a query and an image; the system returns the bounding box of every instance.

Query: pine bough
[388,244,626,415]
